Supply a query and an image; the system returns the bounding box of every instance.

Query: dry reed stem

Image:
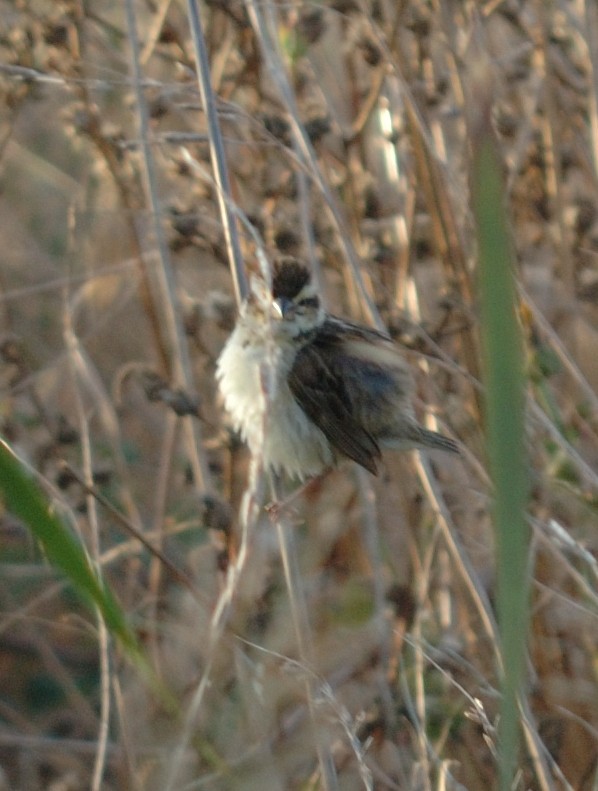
[0,1,597,788]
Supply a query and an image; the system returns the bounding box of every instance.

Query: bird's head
[246,259,325,341]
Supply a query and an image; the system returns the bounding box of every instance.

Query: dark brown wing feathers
[288,320,388,474]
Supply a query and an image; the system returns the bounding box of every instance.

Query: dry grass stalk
[0,1,596,789]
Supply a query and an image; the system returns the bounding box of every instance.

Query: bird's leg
[265,473,329,521]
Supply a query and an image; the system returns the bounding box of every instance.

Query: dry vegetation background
[1,0,598,789]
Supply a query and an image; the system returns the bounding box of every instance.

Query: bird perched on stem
[217,260,458,481]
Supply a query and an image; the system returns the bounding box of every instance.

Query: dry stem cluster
[0,1,597,789]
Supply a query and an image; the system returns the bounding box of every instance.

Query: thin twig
[185,0,247,304]
[61,462,200,598]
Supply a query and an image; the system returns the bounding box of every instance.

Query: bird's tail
[384,423,459,454]
[416,427,459,454]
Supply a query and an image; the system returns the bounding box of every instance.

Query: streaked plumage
[217,260,458,479]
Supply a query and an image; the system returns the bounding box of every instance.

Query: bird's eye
[297,297,319,309]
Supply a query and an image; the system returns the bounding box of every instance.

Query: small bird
[217,260,458,480]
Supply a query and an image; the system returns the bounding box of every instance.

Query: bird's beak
[271,297,293,320]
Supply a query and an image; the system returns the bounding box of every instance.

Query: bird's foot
[265,475,324,521]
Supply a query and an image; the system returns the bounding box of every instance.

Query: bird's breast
[216,325,333,479]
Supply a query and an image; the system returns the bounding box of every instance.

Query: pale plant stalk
[534,519,598,609]
[185,0,247,303]
[582,0,598,176]
[270,503,339,791]
[163,458,261,790]
[112,675,143,791]
[63,301,111,791]
[292,136,320,286]
[520,284,598,414]
[529,400,598,491]
[140,0,174,66]
[411,544,432,790]
[355,467,396,728]
[147,410,179,674]
[533,0,575,297]
[244,0,382,328]
[124,0,212,495]
[402,633,497,788]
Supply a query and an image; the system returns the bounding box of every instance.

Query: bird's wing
[288,337,382,475]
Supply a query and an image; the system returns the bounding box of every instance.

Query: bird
[216,259,458,481]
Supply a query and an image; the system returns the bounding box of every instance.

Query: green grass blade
[473,137,530,790]
[0,439,139,656]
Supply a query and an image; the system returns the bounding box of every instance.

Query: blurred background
[0,1,597,789]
